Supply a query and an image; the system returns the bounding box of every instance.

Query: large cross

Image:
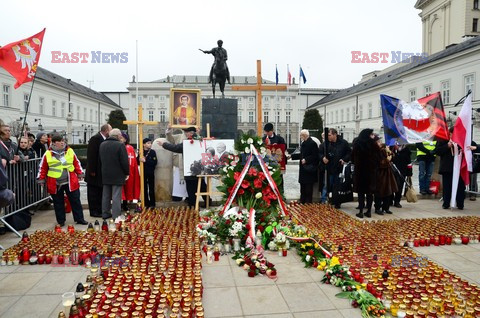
[124,104,157,208]
[232,60,288,136]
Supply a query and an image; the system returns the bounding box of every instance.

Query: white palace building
[0,67,121,144]
[310,0,480,142]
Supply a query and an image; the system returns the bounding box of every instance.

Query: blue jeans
[321,175,335,203]
[418,160,434,193]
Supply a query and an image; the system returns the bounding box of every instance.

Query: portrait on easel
[169,88,201,129]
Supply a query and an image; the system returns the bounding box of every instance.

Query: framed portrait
[183,139,235,176]
[169,88,201,128]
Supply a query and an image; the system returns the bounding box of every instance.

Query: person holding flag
[436,127,466,209]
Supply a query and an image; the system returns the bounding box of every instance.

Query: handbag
[405,176,418,203]
[331,164,354,204]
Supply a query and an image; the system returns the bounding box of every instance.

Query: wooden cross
[123,104,157,208]
[232,60,287,136]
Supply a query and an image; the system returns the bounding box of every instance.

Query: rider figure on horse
[201,40,231,84]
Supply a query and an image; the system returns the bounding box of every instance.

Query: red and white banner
[220,144,288,217]
[250,145,288,216]
[220,150,254,215]
[248,208,256,240]
[450,94,473,207]
[0,29,46,89]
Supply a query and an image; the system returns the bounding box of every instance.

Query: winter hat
[36,132,46,140]
[143,138,152,144]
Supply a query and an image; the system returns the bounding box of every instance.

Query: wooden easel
[195,123,223,211]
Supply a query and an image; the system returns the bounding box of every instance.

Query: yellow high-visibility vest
[417,141,436,156]
[45,148,75,179]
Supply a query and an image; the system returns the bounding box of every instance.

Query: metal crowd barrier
[0,158,50,238]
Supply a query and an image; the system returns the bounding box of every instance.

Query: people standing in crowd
[119,132,140,210]
[159,126,209,208]
[18,136,36,216]
[32,132,49,158]
[37,134,88,226]
[374,136,398,215]
[99,128,129,222]
[435,128,466,209]
[416,140,436,195]
[85,124,112,218]
[291,129,319,204]
[352,129,379,218]
[0,124,23,165]
[468,141,480,201]
[390,143,412,208]
[139,138,157,208]
[318,128,351,208]
[262,123,287,192]
[18,136,36,159]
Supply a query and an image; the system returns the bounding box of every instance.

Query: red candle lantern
[37,253,45,265]
[67,225,75,234]
[21,247,30,265]
[282,249,288,257]
[446,236,452,245]
[462,236,470,245]
[419,238,426,247]
[55,224,63,233]
[439,235,446,245]
[414,239,420,247]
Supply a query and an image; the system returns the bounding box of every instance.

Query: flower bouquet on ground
[321,256,359,288]
[232,237,277,278]
[296,242,329,269]
[335,289,386,318]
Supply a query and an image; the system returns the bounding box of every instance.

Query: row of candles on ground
[287,203,480,318]
[60,265,206,317]
[4,207,205,317]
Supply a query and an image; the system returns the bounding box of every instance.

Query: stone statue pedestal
[202,98,238,139]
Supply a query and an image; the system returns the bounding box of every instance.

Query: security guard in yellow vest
[37,134,88,226]
[415,140,436,195]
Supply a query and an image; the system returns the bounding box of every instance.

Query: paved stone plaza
[1,163,480,317]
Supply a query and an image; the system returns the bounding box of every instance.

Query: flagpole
[286,64,290,148]
[298,64,302,138]
[275,64,278,133]
[136,40,139,146]
[17,75,37,147]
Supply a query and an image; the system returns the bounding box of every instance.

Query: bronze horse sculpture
[200,40,231,99]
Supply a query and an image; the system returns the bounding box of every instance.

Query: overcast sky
[1,0,422,92]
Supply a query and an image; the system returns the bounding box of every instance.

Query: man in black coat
[291,129,319,203]
[99,128,128,221]
[318,128,351,208]
[157,127,209,208]
[85,124,112,217]
[435,133,466,210]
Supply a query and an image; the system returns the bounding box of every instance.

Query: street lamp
[35,118,43,131]
[81,124,87,144]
